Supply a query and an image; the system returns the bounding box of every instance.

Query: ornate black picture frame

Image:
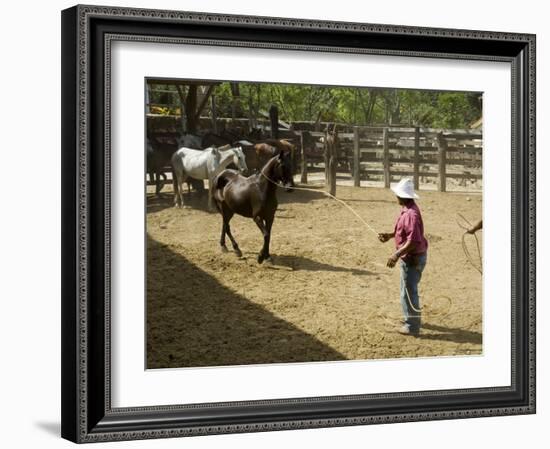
[61,4,536,443]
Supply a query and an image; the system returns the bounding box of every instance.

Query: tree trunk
[211,94,218,134]
[185,85,198,134]
[329,150,337,196]
[269,104,279,139]
[324,130,330,185]
[230,82,241,120]
[300,132,308,184]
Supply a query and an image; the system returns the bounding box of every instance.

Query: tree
[151,80,482,130]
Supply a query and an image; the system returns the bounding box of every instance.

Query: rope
[400,273,453,317]
[260,172,379,235]
[351,290,455,342]
[456,213,483,274]
[260,173,474,336]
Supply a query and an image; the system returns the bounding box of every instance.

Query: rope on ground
[260,175,481,339]
[355,290,455,341]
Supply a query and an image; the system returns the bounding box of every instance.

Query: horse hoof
[221,246,229,253]
[257,254,265,264]
[235,249,243,258]
[261,257,274,267]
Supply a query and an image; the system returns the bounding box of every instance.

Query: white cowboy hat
[390,178,419,199]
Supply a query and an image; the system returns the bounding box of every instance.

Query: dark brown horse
[259,139,296,187]
[147,138,177,195]
[212,154,293,264]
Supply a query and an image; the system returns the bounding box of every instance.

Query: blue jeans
[399,253,427,332]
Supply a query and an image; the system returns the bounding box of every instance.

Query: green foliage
[148,81,481,128]
[430,92,481,128]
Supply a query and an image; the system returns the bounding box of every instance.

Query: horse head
[265,153,294,192]
[231,146,248,174]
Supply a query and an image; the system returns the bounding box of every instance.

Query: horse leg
[179,175,189,208]
[173,169,182,207]
[263,214,275,262]
[158,172,167,194]
[171,168,177,199]
[224,215,242,257]
[175,175,187,208]
[154,171,163,196]
[147,170,153,190]
[219,214,228,253]
[253,216,270,264]
[207,176,215,211]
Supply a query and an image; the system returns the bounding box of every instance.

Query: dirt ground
[146,180,482,369]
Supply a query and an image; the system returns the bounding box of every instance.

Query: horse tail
[213,170,230,191]
[171,150,183,197]
[211,170,226,205]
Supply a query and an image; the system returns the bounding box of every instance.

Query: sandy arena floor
[146,180,482,369]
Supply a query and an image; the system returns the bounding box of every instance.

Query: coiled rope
[456,213,483,275]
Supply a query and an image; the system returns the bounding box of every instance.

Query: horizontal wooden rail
[146,116,483,193]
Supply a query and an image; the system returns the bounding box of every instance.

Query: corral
[146,183,482,369]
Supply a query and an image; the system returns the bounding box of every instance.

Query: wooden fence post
[383,127,390,188]
[300,132,308,184]
[413,126,420,190]
[211,94,218,134]
[437,132,447,192]
[330,132,340,196]
[329,138,337,197]
[324,130,329,186]
[353,127,360,187]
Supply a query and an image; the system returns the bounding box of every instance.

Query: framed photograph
[61,4,536,443]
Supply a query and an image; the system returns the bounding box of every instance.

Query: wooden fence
[297,126,482,192]
[146,114,482,193]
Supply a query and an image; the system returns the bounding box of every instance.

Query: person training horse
[378,178,428,336]
[212,153,293,264]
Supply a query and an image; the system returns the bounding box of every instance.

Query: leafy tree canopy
[148,82,482,129]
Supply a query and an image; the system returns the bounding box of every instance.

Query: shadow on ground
[419,323,482,345]
[272,254,374,276]
[147,235,346,369]
[147,181,330,215]
[146,190,216,214]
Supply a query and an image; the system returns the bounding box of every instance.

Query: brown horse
[234,140,295,186]
[212,154,293,264]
